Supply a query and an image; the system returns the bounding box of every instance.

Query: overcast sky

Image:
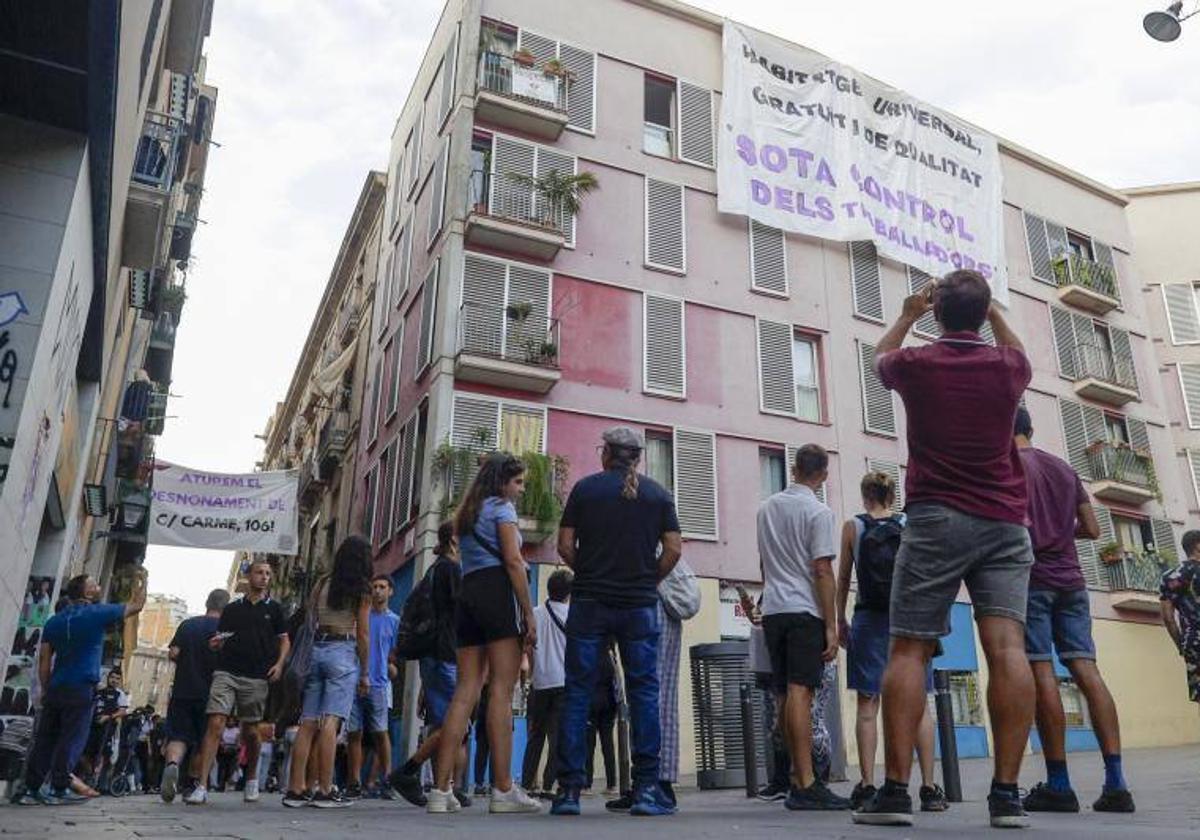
[144,0,1200,613]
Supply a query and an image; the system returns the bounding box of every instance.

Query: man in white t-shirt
[757,444,850,812]
[521,569,572,795]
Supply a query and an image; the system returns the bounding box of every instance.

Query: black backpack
[854,514,904,612]
[393,560,446,661]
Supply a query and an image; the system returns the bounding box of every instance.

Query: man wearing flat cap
[550,427,682,817]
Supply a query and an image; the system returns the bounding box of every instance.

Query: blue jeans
[1025,588,1096,662]
[557,600,660,788]
[301,640,359,721]
[25,683,94,792]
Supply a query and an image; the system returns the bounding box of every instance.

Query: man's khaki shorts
[205,670,268,722]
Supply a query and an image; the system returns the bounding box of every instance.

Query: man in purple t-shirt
[1013,409,1134,815]
[852,270,1036,831]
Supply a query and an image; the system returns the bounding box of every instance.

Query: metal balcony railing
[336,300,361,346]
[468,169,571,237]
[1087,441,1153,489]
[1105,552,1164,593]
[131,112,182,191]
[318,411,351,464]
[1052,253,1119,300]
[1073,342,1137,391]
[477,51,568,112]
[457,301,560,369]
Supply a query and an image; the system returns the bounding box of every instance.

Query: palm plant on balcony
[508,169,598,229]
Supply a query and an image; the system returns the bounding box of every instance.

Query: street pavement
[2,744,1198,839]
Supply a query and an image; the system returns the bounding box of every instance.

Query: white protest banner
[718,21,1007,303]
[148,462,298,554]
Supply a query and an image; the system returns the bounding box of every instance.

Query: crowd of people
[14,268,1200,830]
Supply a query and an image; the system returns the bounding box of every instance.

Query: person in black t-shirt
[82,670,129,782]
[160,588,229,802]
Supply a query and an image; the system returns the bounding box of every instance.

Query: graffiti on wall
[1,575,55,717]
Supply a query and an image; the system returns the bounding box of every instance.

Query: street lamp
[1144,1,1197,41]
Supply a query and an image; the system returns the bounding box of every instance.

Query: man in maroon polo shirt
[852,269,1036,830]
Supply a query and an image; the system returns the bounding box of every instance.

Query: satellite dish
[1144,2,1184,41]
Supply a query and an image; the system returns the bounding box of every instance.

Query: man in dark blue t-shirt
[159,588,230,802]
[18,570,147,805]
[552,427,681,818]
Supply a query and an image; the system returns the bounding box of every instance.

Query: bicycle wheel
[109,773,129,797]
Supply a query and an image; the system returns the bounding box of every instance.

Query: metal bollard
[739,682,759,797]
[932,669,963,803]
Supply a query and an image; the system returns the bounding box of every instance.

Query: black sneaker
[343,784,363,801]
[1092,787,1135,813]
[388,769,427,807]
[310,790,351,809]
[605,791,633,812]
[1022,782,1079,813]
[757,780,789,802]
[850,783,876,810]
[282,790,308,808]
[919,784,949,812]
[784,781,852,811]
[453,788,473,808]
[852,786,914,826]
[988,790,1029,829]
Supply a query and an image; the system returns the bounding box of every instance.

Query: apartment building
[124,593,188,712]
[254,173,386,611]
[0,0,217,679]
[356,0,1197,775]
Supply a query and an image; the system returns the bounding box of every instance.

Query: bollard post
[739,682,759,798]
[933,669,963,803]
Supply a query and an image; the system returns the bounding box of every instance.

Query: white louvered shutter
[907,266,940,338]
[1179,364,1200,429]
[1023,211,1053,284]
[451,394,501,493]
[380,252,395,325]
[408,116,423,194]
[850,242,883,321]
[389,233,405,310]
[1092,241,1120,303]
[379,443,397,543]
[534,147,576,244]
[1151,518,1176,559]
[395,415,418,529]
[461,253,506,357]
[978,320,995,345]
[1059,399,1088,478]
[386,335,401,419]
[427,139,449,246]
[492,135,535,224]
[1046,221,1069,268]
[368,358,383,443]
[1050,307,1080,378]
[1126,416,1150,454]
[1189,450,1200,508]
[749,220,788,296]
[559,44,595,133]
[1075,538,1100,590]
[645,178,685,273]
[1108,327,1138,392]
[439,29,458,127]
[866,459,904,513]
[507,264,552,362]
[362,465,378,540]
[757,319,796,416]
[674,429,717,540]
[518,29,557,63]
[677,81,714,167]
[399,224,413,301]
[644,294,685,397]
[1163,284,1200,345]
[415,261,438,377]
[859,342,896,436]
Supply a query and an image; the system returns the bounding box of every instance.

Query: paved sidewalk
[2,745,1198,839]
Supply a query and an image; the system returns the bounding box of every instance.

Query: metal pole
[739,682,759,798]
[932,669,963,803]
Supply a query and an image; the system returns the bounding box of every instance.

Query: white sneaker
[426,787,461,814]
[489,784,542,814]
[243,780,259,802]
[184,786,207,806]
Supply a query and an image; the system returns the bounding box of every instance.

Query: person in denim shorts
[1013,409,1135,815]
[345,574,400,799]
[282,537,371,809]
[853,270,1036,830]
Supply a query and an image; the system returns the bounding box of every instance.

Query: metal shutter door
[534,147,576,244]
[858,342,896,436]
[451,393,501,492]
[1151,518,1176,560]
[1126,416,1150,453]
[850,242,883,321]
[559,43,595,133]
[749,220,788,295]
[1180,364,1200,428]
[1109,327,1138,392]
[645,294,686,397]
[677,81,714,167]
[507,264,552,363]
[394,417,416,530]
[517,29,557,63]
[1050,306,1079,378]
[757,319,796,415]
[675,428,717,539]
[461,253,506,357]
[1163,284,1200,344]
[907,266,940,338]
[645,178,685,272]
[1092,240,1121,303]
[415,261,439,376]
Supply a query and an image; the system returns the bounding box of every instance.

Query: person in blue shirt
[345,574,401,799]
[16,569,147,805]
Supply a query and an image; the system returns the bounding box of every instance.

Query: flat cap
[602,426,644,450]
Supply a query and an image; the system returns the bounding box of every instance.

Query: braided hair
[605,443,641,500]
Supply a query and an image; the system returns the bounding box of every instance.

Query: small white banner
[718,21,1007,303]
[148,462,298,555]
[511,65,559,105]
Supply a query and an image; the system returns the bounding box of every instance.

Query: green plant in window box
[513,47,535,67]
[515,451,569,536]
[1099,541,1122,565]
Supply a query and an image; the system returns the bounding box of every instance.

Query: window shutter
[415,261,439,377]
[1188,450,1200,508]
[674,428,717,540]
[1126,416,1150,453]
[978,320,995,346]
[677,81,714,167]
[1075,539,1101,590]
[395,416,418,529]
[1087,505,1115,590]
[534,147,576,244]
[645,178,685,273]
[1163,283,1200,345]
[461,253,506,356]
[379,443,397,544]
[507,263,552,361]
[381,252,395,326]
[1058,399,1091,478]
[1151,518,1176,559]
[1108,327,1138,392]
[386,334,402,420]
[407,115,423,194]
[749,220,788,295]
[438,28,458,127]
[1050,306,1079,378]
[1046,221,1069,264]
[362,465,378,540]
[451,393,501,493]
[398,224,413,302]
[850,242,883,321]
[1092,240,1120,303]
[866,458,904,513]
[492,135,535,224]
[1179,363,1200,429]
[559,44,595,133]
[907,266,940,338]
[427,139,449,246]
[858,342,896,436]
[644,294,686,397]
[757,319,796,416]
[1023,211,1053,284]
[518,29,557,63]
[368,358,383,444]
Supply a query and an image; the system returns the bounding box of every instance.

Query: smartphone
[213,632,234,641]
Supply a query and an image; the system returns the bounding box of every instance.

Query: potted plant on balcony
[513,47,535,67]
[509,169,599,230]
[159,284,187,320]
[1099,541,1123,565]
[506,301,533,323]
[516,451,569,539]
[542,57,568,78]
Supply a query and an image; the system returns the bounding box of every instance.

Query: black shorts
[762,612,826,693]
[456,566,523,648]
[165,697,208,747]
[86,721,115,758]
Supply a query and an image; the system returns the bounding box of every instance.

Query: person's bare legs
[881,638,935,785]
[240,722,262,783]
[783,684,816,788]
[433,647,485,791]
[315,716,341,793]
[1067,659,1120,756]
[916,704,937,788]
[484,637,523,793]
[193,714,227,791]
[1031,661,1066,762]
[286,720,318,794]
[347,731,364,789]
[977,616,1034,784]
[855,693,880,787]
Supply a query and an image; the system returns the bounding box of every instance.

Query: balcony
[124,112,183,268]
[1053,253,1120,315]
[465,170,569,260]
[1104,553,1166,612]
[1071,343,1138,406]
[1087,441,1156,506]
[455,301,561,394]
[475,51,569,140]
[145,385,169,436]
[298,458,326,510]
[337,299,362,348]
[318,411,352,475]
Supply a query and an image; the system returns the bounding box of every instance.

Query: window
[1067,231,1093,261]
[643,293,685,398]
[793,335,820,423]
[849,242,883,322]
[408,401,429,523]
[644,178,685,273]
[1163,282,1200,345]
[947,671,984,726]
[469,135,491,213]
[644,431,674,493]
[367,357,383,445]
[487,134,577,244]
[385,336,401,422]
[449,393,546,491]
[415,261,438,378]
[759,449,786,500]
[460,253,552,363]
[1180,364,1200,428]
[438,27,458,129]
[1023,210,1069,286]
[378,443,396,545]
[393,417,416,532]
[643,74,675,157]
[406,121,421,197]
[749,220,788,296]
[395,225,412,306]
[1103,413,1128,447]
[677,80,715,167]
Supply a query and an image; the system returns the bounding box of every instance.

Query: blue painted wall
[933,603,989,759]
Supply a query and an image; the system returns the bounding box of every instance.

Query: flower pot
[513,50,535,67]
